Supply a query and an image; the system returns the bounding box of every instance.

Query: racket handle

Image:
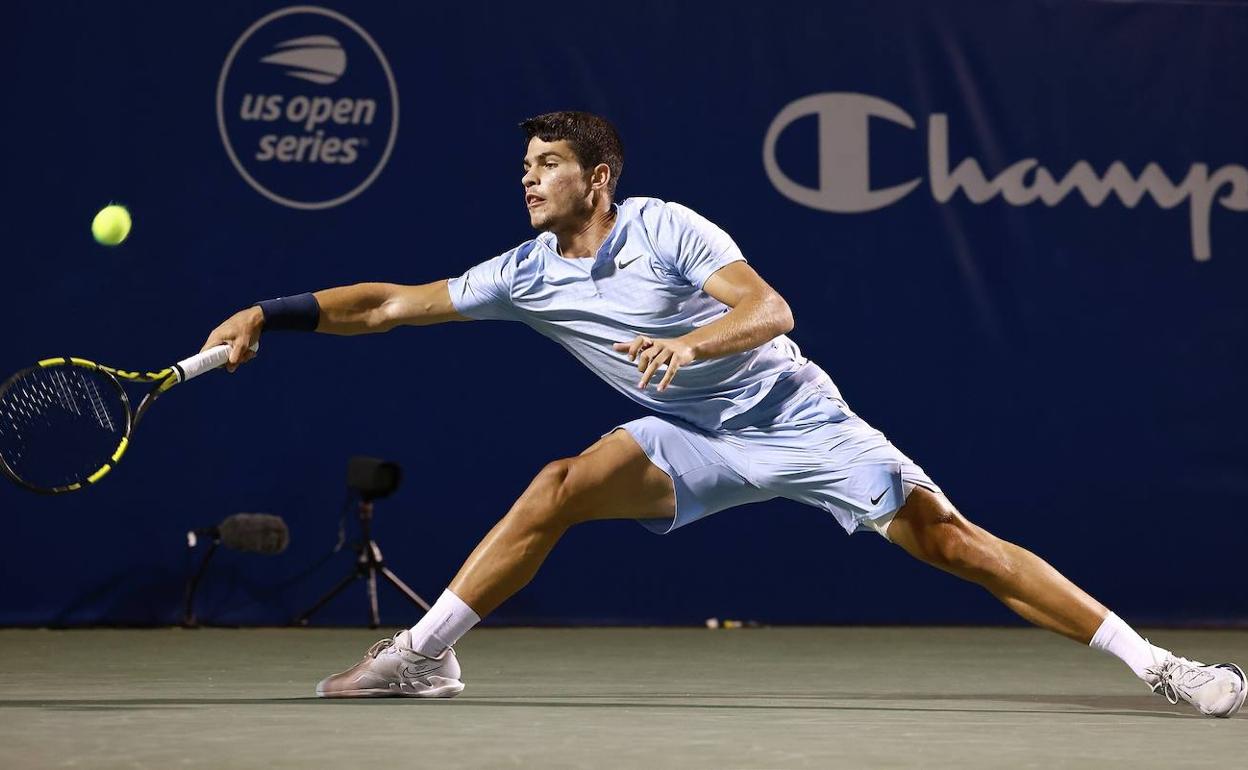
[174,342,260,383]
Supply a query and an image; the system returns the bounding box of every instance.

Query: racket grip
[175,342,259,383]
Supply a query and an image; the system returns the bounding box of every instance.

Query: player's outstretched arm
[200,280,467,372]
[315,280,468,333]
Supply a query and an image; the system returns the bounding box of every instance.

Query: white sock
[1089,611,1171,680]
[408,589,481,658]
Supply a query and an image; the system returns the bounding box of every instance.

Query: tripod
[296,496,431,628]
[182,539,219,628]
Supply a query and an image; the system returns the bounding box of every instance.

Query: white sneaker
[315,630,465,698]
[1144,654,1246,718]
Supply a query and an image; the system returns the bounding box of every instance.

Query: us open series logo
[216,6,399,210]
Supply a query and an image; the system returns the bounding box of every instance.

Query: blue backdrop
[2,1,1245,627]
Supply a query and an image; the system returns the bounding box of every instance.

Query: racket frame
[0,344,239,494]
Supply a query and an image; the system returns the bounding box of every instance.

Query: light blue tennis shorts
[616,363,940,538]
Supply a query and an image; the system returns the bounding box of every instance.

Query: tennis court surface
[1,627,1243,768]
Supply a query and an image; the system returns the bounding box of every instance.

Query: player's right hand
[200,306,265,373]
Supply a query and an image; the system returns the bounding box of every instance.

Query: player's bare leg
[888,487,1246,716]
[887,487,1107,642]
[316,429,674,698]
[449,429,675,615]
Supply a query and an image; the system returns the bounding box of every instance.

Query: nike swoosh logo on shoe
[399,661,445,680]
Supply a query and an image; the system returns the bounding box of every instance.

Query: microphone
[186,513,289,554]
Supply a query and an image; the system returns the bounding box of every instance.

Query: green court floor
[0,627,1243,768]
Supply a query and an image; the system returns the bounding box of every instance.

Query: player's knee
[514,458,579,530]
[921,519,976,571]
[923,519,1009,581]
[902,496,996,576]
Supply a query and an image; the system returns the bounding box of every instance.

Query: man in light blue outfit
[450,193,935,537]
[204,111,1244,716]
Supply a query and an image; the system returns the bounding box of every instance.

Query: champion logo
[260,36,347,85]
[764,92,1248,261]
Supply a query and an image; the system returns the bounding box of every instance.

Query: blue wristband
[256,293,320,332]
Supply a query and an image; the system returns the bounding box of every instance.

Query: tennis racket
[0,343,256,494]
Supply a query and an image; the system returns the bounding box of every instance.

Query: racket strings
[49,369,84,417]
[83,375,117,433]
[0,367,128,489]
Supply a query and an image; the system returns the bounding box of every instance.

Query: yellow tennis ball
[91,204,132,246]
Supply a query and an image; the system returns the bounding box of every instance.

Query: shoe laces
[365,631,409,659]
[1144,646,1213,705]
[364,626,424,658]
[366,637,395,658]
[1149,661,1182,705]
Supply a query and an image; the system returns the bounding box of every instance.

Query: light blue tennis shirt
[447,197,813,431]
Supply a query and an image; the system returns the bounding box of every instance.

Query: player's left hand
[613,336,696,391]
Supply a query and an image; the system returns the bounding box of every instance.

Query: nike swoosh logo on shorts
[870,489,888,505]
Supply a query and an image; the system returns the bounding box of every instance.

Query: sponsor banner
[217,6,398,209]
[764,93,1248,261]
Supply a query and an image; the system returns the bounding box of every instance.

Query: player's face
[522,138,593,231]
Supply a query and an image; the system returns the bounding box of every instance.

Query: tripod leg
[366,566,380,629]
[379,566,433,612]
[297,571,361,626]
[183,541,219,628]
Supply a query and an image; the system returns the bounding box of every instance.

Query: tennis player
[202,111,1244,717]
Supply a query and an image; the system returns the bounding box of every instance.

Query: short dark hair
[520,111,624,197]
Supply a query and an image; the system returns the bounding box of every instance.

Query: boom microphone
[187,513,289,554]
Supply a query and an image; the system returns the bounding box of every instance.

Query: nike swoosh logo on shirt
[616,253,645,268]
